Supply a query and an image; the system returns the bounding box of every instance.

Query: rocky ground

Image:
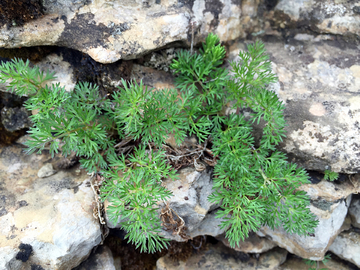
[0,0,360,269]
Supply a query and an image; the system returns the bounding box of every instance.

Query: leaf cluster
[0,33,319,252]
[324,169,339,181]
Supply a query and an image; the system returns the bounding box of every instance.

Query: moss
[0,0,45,27]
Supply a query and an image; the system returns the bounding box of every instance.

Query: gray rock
[1,107,32,132]
[73,245,117,270]
[257,195,352,261]
[106,167,227,241]
[349,195,360,228]
[0,0,260,63]
[37,163,57,178]
[229,38,360,174]
[217,232,277,254]
[279,253,354,270]
[156,243,288,270]
[0,146,102,270]
[274,0,360,37]
[329,229,360,268]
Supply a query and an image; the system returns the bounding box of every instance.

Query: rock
[1,107,32,132]
[35,53,77,92]
[298,178,359,203]
[156,243,288,270]
[257,188,352,260]
[0,146,102,270]
[0,0,261,64]
[229,38,360,174]
[349,194,360,228]
[279,253,355,270]
[37,163,57,178]
[329,228,360,268]
[217,232,277,253]
[106,167,226,241]
[73,245,117,270]
[158,167,224,241]
[255,173,355,260]
[273,0,360,37]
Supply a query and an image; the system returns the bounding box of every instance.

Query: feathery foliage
[0,33,318,252]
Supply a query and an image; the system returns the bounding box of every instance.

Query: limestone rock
[156,243,288,270]
[106,167,226,241]
[229,38,360,174]
[273,0,360,37]
[73,245,117,270]
[349,194,360,228]
[217,232,277,254]
[0,146,102,270]
[329,229,360,268]
[0,0,260,64]
[257,180,352,260]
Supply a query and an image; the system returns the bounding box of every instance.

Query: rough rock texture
[0,146,102,270]
[0,107,32,132]
[156,243,288,270]
[217,232,277,253]
[329,229,360,268]
[73,245,117,270]
[107,167,226,241]
[272,0,360,37]
[349,194,360,229]
[0,0,260,64]
[229,38,360,174]
[279,253,356,270]
[257,176,353,260]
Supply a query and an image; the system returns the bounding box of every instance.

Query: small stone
[37,163,57,178]
[353,6,360,14]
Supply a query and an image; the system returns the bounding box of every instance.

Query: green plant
[0,33,318,252]
[304,253,331,270]
[324,169,339,181]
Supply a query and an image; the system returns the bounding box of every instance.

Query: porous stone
[0,146,102,270]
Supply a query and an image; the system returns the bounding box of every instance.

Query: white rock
[329,229,360,268]
[37,163,57,178]
[0,146,101,269]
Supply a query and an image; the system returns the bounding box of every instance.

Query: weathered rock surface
[156,243,288,270]
[107,167,226,241]
[272,0,360,37]
[1,107,32,132]
[229,38,360,174]
[257,176,353,260]
[0,0,260,64]
[279,253,356,270]
[73,245,117,270]
[0,146,102,270]
[217,232,277,254]
[329,228,360,268]
[349,194,360,228]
